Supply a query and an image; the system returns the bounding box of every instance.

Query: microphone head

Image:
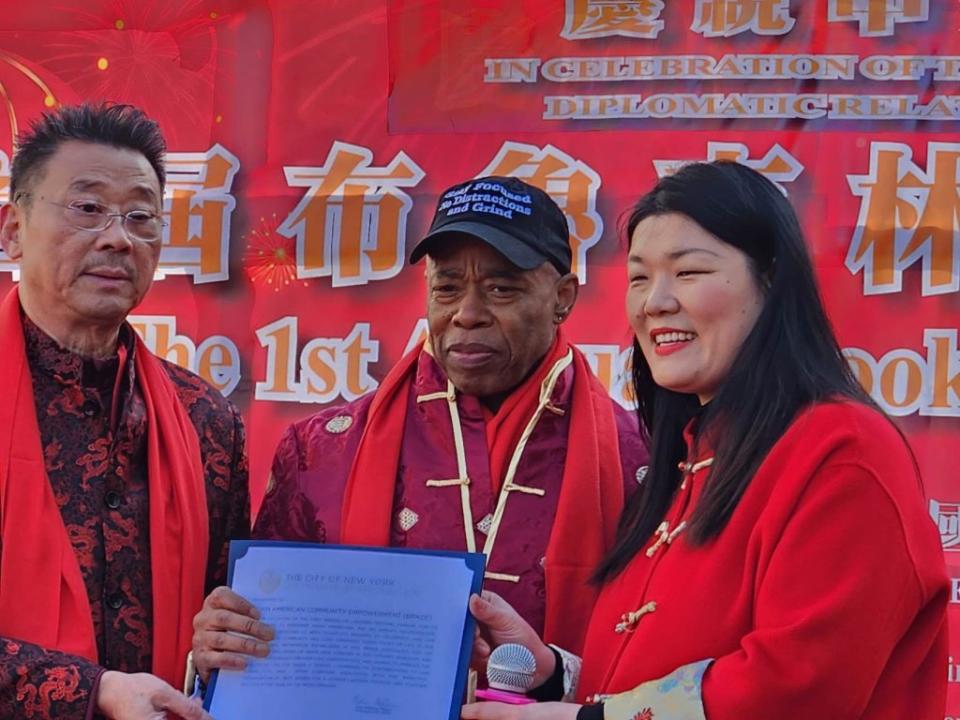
[487,643,537,694]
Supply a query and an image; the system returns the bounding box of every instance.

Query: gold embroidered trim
[415,351,573,566]
[645,520,687,557]
[544,402,565,416]
[425,477,470,488]
[417,390,451,403]
[506,484,546,497]
[645,521,670,557]
[484,571,521,583]
[678,457,715,474]
[481,351,573,561]
[615,600,657,634]
[416,379,478,552]
[667,521,687,544]
[678,456,713,490]
[691,457,714,473]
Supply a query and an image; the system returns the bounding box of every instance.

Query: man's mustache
[78,258,136,279]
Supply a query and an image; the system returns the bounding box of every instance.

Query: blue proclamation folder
[204,540,485,720]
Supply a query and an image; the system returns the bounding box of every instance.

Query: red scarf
[0,288,209,686]
[340,330,625,652]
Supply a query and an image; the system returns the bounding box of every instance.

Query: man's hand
[97,671,211,720]
[469,592,556,688]
[461,701,581,719]
[191,586,275,682]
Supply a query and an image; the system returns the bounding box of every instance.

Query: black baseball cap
[409,175,572,274]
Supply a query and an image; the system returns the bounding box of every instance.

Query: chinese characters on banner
[0,146,240,284]
[0,1,957,707]
[278,142,425,287]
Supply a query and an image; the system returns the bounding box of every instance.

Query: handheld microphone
[475,643,538,705]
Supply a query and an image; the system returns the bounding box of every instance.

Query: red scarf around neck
[340,329,625,652]
[0,287,209,687]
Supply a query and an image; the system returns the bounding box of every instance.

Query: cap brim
[409,221,547,270]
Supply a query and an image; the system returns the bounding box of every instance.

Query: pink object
[475,688,536,705]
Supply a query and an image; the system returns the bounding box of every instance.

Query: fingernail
[250,607,262,620]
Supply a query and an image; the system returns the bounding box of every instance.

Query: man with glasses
[0,103,248,720]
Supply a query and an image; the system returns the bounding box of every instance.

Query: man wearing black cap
[190,177,648,687]
[406,176,581,411]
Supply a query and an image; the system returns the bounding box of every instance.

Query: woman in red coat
[462,161,948,720]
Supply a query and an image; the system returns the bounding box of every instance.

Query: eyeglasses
[16,193,166,243]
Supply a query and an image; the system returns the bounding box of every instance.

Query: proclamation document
[205,541,484,720]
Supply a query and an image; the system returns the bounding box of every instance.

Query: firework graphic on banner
[30,1,226,145]
[0,52,78,153]
[242,213,306,292]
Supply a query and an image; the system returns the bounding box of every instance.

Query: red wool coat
[579,400,948,719]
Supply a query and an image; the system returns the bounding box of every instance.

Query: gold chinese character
[160,145,240,283]
[478,141,602,284]
[691,0,795,37]
[561,0,665,40]
[0,148,242,286]
[828,0,928,37]
[846,142,960,296]
[279,141,425,287]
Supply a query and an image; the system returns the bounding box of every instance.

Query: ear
[0,203,24,260]
[553,272,579,324]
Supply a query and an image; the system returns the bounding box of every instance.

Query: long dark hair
[595,161,875,583]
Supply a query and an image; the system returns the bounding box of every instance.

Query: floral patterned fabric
[600,660,711,720]
[0,314,250,719]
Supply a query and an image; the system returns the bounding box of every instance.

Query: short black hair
[11,102,166,201]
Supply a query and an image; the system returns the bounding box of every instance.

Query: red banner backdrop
[0,0,958,710]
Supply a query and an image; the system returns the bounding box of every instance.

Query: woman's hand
[470,592,556,688]
[461,701,581,719]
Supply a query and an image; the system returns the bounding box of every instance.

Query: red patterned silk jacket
[254,349,649,648]
[0,315,250,720]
